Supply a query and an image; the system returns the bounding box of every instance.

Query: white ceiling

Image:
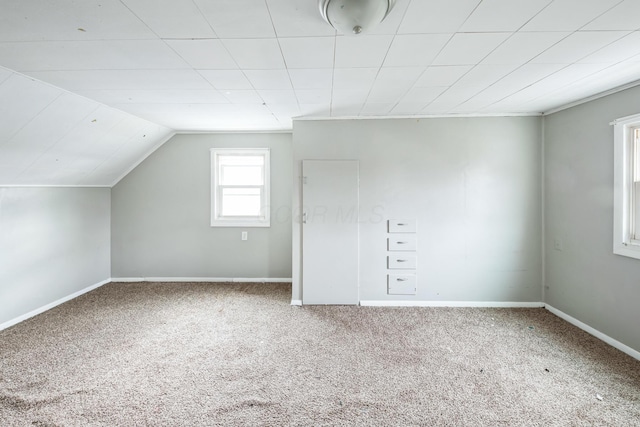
[1,0,640,185]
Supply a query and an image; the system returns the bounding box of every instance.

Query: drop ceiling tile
[0,0,154,41]
[296,89,332,104]
[334,35,394,68]
[199,70,253,90]
[583,0,640,31]
[245,70,292,90]
[257,90,298,104]
[188,115,280,131]
[279,37,335,68]
[499,63,611,104]
[222,39,285,69]
[165,40,237,70]
[330,104,364,116]
[399,0,481,34]
[469,63,566,104]
[266,0,335,37]
[579,32,640,64]
[299,104,332,116]
[289,69,333,89]
[220,90,264,104]
[391,102,430,115]
[53,107,131,155]
[430,85,480,106]
[452,98,493,113]
[574,60,640,93]
[0,74,62,140]
[0,144,46,169]
[454,64,520,89]
[193,0,275,38]
[414,66,473,87]
[121,0,215,38]
[267,103,301,116]
[367,86,407,104]
[481,32,570,65]
[332,68,378,90]
[460,0,552,32]
[332,89,370,104]
[111,103,269,130]
[85,125,172,184]
[421,101,458,114]
[522,0,623,31]
[401,87,448,104]
[383,34,452,67]
[7,93,98,150]
[531,31,629,64]
[374,67,425,90]
[432,33,511,66]
[25,70,213,91]
[78,89,229,105]
[0,41,190,72]
[361,103,394,115]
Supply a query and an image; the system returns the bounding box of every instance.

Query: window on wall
[613,114,640,259]
[210,148,270,227]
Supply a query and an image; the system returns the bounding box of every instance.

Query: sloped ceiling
[1,0,640,186]
[0,67,172,186]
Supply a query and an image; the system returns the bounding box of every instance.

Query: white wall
[0,187,110,327]
[111,133,292,279]
[545,85,640,352]
[293,117,542,303]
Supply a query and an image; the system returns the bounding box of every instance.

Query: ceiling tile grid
[0,68,172,186]
[1,0,640,185]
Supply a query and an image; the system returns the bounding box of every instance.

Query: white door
[302,160,359,305]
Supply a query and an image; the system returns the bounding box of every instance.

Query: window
[613,113,640,259]
[210,148,270,227]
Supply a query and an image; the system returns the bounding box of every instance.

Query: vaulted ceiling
[1,0,640,186]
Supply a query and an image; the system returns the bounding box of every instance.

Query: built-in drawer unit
[386,219,418,296]
[388,235,417,251]
[388,254,417,269]
[388,219,417,233]
[388,274,417,295]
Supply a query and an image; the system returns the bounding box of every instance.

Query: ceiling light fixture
[318,0,396,35]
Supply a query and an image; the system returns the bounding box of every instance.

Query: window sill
[210,220,270,228]
[613,243,640,260]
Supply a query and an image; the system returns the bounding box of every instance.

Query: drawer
[388,255,417,269]
[388,219,416,233]
[388,274,417,295]
[388,235,417,251]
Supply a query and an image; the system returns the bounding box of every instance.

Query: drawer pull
[397,259,408,262]
[397,278,409,282]
[397,241,408,244]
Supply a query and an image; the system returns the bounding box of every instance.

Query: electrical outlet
[553,238,563,251]
[241,231,248,241]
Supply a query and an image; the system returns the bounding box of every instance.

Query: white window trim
[613,113,640,259]
[210,148,270,228]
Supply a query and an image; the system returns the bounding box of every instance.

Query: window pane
[221,188,262,217]
[218,155,264,166]
[220,165,263,185]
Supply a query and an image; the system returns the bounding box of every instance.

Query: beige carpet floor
[0,282,639,426]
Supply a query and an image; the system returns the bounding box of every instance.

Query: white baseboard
[111,277,293,283]
[0,278,111,332]
[545,305,640,362]
[359,300,545,308]
[290,300,302,306]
